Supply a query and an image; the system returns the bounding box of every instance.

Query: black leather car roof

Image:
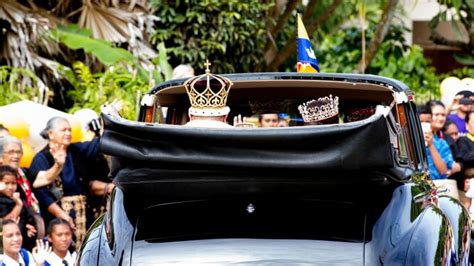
[101,112,393,174]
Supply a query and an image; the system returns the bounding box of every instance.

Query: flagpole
[359,0,366,73]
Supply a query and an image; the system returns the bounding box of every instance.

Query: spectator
[0,136,45,240]
[45,218,76,266]
[277,118,289,127]
[428,101,462,173]
[448,90,473,135]
[277,113,290,127]
[443,119,460,142]
[27,117,101,249]
[457,111,474,171]
[2,219,51,266]
[418,104,454,179]
[0,166,37,250]
[259,114,279,127]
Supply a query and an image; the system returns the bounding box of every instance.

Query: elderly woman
[0,136,45,245]
[0,136,41,214]
[27,116,113,249]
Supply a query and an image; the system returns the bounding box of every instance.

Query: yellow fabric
[297,14,309,40]
[467,133,474,142]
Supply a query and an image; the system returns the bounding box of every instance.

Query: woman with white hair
[27,116,113,250]
[0,136,45,247]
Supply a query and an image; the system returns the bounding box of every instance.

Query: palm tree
[0,0,157,104]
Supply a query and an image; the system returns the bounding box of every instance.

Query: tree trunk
[266,0,342,71]
[355,0,398,73]
[264,0,301,65]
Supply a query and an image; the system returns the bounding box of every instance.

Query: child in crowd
[0,166,37,250]
[1,219,51,265]
[45,219,76,266]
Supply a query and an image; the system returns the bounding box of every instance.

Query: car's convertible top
[99,72,407,226]
[101,110,394,174]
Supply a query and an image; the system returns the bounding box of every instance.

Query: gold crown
[183,60,233,116]
[298,95,339,123]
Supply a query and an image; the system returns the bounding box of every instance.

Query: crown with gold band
[183,60,233,116]
[298,95,339,123]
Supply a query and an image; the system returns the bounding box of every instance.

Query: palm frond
[0,0,59,68]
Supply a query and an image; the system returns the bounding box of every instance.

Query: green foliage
[0,66,44,105]
[66,62,151,120]
[52,25,172,85]
[52,26,136,66]
[453,53,474,66]
[156,42,174,81]
[439,66,474,80]
[371,45,440,104]
[51,25,176,117]
[151,0,273,73]
[446,66,474,78]
[430,0,474,65]
[317,24,440,104]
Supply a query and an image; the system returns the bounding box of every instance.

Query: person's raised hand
[50,143,66,167]
[101,99,123,118]
[110,99,124,112]
[424,131,433,147]
[233,114,255,128]
[0,181,6,192]
[32,239,52,264]
[26,224,37,238]
[12,192,22,206]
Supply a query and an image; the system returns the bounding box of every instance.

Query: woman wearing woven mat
[27,116,114,251]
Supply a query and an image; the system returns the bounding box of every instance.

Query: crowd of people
[418,90,474,215]
[0,115,113,265]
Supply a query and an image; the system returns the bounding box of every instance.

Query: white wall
[403,0,442,44]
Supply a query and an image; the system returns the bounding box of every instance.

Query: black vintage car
[78,73,471,265]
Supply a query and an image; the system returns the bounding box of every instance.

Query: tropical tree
[317,24,440,103]
[66,62,152,120]
[151,0,273,73]
[430,0,474,65]
[0,0,158,106]
[150,0,402,73]
[0,66,49,106]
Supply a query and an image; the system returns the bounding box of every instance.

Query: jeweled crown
[298,95,339,123]
[184,60,233,116]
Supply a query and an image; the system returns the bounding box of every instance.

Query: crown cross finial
[204,60,211,73]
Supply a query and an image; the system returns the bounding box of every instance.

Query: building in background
[405,0,470,73]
